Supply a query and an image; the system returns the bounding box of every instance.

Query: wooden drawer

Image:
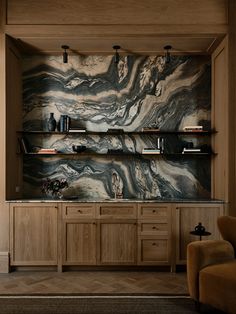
[139,221,168,236]
[138,238,169,264]
[63,204,96,219]
[138,204,169,220]
[97,203,137,219]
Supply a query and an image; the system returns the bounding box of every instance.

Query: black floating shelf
[22,152,215,157]
[17,130,215,135]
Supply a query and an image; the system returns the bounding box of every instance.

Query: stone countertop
[6,198,224,203]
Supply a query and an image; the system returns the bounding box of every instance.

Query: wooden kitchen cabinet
[97,203,137,265]
[62,203,97,265]
[137,204,172,266]
[10,203,58,266]
[174,203,225,263]
[97,220,137,265]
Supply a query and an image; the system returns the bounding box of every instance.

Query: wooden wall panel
[228,0,236,216]
[0,32,9,251]
[7,0,228,25]
[211,37,229,202]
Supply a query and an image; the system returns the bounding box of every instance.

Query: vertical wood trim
[228,0,236,216]
[0,32,9,252]
[57,203,62,272]
[0,0,7,30]
[211,36,229,202]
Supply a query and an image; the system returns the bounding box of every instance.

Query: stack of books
[68,127,86,133]
[142,127,160,132]
[182,148,201,154]
[142,148,161,154]
[183,125,203,132]
[37,148,58,154]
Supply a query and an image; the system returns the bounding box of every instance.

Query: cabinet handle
[152,210,156,213]
[93,222,97,225]
[77,210,82,213]
[152,242,157,246]
[152,226,158,230]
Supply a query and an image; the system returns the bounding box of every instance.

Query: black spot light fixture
[61,45,69,63]
[164,45,172,63]
[113,45,121,64]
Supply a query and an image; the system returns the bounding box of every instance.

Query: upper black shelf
[17,130,215,135]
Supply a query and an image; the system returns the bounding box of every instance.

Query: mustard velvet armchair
[187,216,236,314]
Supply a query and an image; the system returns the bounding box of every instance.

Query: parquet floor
[0,271,188,295]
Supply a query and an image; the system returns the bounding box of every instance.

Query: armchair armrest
[187,240,234,301]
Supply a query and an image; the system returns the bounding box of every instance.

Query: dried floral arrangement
[41,178,68,197]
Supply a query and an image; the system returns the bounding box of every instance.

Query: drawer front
[138,204,169,219]
[97,204,137,219]
[139,238,169,263]
[63,204,96,219]
[139,222,168,236]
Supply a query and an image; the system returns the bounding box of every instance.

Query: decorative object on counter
[164,45,172,64]
[60,115,70,132]
[61,45,69,63]
[41,178,68,198]
[113,45,121,64]
[112,171,123,199]
[47,113,57,131]
[190,222,211,240]
[72,145,86,153]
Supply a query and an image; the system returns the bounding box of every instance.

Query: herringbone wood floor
[0,271,188,295]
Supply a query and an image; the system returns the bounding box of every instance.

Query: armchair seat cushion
[200,260,236,314]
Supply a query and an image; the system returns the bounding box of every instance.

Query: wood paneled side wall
[211,37,229,203]
[0,33,8,252]
[6,0,228,26]
[6,35,22,200]
[228,0,236,216]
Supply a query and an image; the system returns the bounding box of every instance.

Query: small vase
[48,113,56,131]
[195,222,205,233]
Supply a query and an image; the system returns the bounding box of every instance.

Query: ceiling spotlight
[61,45,69,63]
[164,45,172,63]
[113,45,121,64]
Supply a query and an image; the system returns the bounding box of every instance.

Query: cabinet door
[98,221,137,265]
[138,237,169,265]
[63,220,96,265]
[10,203,58,265]
[175,204,224,263]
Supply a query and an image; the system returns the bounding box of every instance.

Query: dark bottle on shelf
[47,113,56,131]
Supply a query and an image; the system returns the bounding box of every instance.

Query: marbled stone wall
[22,54,211,199]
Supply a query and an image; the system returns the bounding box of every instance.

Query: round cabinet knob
[152,242,157,246]
[152,226,158,230]
[152,210,156,213]
[77,209,82,213]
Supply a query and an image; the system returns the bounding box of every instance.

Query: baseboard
[0,252,9,273]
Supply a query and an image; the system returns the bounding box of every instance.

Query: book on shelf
[19,137,29,153]
[142,127,160,132]
[183,125,203,131]
[68,128,86,133]
[142,148,161,154]
[37,148,58,154]
[182,148,201,154]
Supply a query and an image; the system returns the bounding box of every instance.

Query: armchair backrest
[217,216,236,254]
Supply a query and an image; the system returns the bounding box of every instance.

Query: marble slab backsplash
[22,54,211,199]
